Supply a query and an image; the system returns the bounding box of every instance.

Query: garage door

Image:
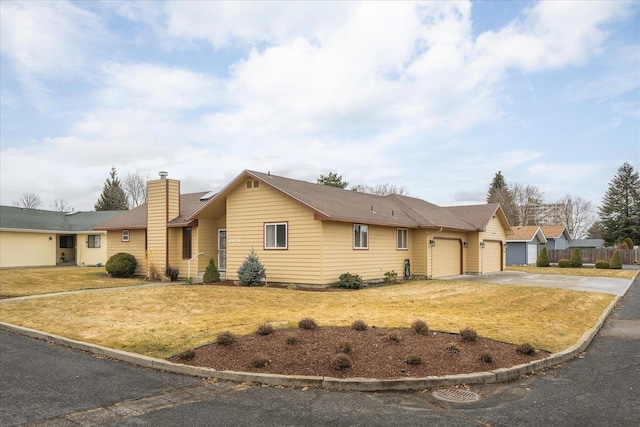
[527,243,538,264]
[483,241,502,273]
[433,238,462,277]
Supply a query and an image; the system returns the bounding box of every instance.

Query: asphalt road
[1,274,639,426]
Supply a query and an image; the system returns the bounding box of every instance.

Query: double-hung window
[265,223,287,249]
[397,228,408,250]
[88,235,101,248]
[353,224,368,249]
[121,230,130,242]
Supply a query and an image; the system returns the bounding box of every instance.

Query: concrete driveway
[447,270,635,296]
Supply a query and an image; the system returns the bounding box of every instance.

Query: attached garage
[432,238,462,277]
[483,240,503,273]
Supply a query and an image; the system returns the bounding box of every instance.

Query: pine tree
[598,162,640,246]
[95,167,129,211]
[237,248,266,286]
[317,172,349,189]
[203,258,221,283]
[569,248,583,268]
[609,250,622,269]
[486,171,519,226]
[536,247,550,267]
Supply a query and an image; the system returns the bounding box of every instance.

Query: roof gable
[540,225,571,240]
[507,225,547,243]
[445,203,510,233]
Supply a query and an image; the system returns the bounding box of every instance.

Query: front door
[218,229,227,271]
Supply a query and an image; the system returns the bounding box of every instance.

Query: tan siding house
[96,170,512,284]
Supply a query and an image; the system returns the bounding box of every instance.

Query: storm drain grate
[432,388,480,403]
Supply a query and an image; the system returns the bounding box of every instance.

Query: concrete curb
[0,295,621,392]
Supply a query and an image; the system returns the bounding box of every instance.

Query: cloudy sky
[1,1,638,212]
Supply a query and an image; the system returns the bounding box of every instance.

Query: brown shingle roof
[507,225,546,242]
[445,203,506,232]
[540,225,570,239]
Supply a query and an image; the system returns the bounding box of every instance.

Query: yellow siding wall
[107,229,147,275]
[409,229,426,277]
[479,215,509,273]
[75,232,109,266]
[0,231,56,267]
[465,232,481,274]
[196,218,219,273]
[225,182,322,284]
[320,222,412,283]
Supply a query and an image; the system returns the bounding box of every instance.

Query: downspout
[425,228,443,279]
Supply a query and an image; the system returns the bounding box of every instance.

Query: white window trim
[397,228,408,250]
[264,222,287,249]
[353,224,369,250]
[121,229,130,242]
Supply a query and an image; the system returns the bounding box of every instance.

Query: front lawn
[0,280,614,358]
[0,267,149,297]
[506,265,637,279]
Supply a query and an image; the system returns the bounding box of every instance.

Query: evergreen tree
[609,250,622,269]
[486,171,519,226]
[203,258,221,283]
[237,248,266,286]
[536,247,550,267]
[569,248,583,268]
[598,162,640,246]
[317,172,349,189]
[95,167,129,211]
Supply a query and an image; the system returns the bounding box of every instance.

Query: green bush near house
[536,247,550,267]
[105,253,137,278]
[610,250,623,270]
[570,249,583,268]
[337,272,363,289]
[203,258,221,283]
[237,248,266,286]
[558,259,571,268]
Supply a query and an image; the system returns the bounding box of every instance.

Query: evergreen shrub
[337,272,363,289]
[610,250,623,269]
[558,259,571,268]
[536,247,550,267]
[203,257,221,283]
[623,237,634,250]
[105,252,137,278]
[569,249,583,268]
[595,260,610,269]
[237,248,266,286]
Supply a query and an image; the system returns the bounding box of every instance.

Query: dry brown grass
[0,267,149,297]
[0,280,613,358]
[506,265,637,279]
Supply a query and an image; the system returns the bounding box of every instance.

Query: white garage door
[483,241,502,273]
[433,238,462,278]
[527,243,538,264]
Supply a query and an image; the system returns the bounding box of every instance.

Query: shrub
[384,270,398,284]
[203,257,221,283]
[216,331,237,346]
[285,335,298,345]
[337,272,363,289]
[460,327,478,342]
[411,319,429,335]
[250,354,270,368]
[105,252,137,278]
[331,354,353,370]
[184,276,193,285]
[387,332,401,343]
[255,323,275,336]
[237,248,266,286]
[405,355,422,366]
[558,259,571,268]
[177,348,196,361]
[610,250,623,269]
[623,237,634,250]
[620,241,629,250]
[446,342,460,354]
[595,260,610,269]
[536,247,550,267]
[516,343,535,355]
[479,352,493,363]
[165,266,180,281]
[337,340,353,354]
[351,319,368,331]
[298,317,318,330]
[570,248,583,268]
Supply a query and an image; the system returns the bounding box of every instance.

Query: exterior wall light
[480,242,485,249]
[463,241,468,248]
[429,239,436,247]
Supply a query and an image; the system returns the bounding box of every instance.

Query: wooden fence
[548,248,638,265]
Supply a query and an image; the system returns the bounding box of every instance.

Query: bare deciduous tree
[13,192,42,209]
[512,183,544,226]
[556,194,595,239]
[51,198,73,212]
[351,183,411,196]
[123,169,152,208]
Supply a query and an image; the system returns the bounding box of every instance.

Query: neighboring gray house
[541,225,571,250]
[506,226,547,265]
[568,239,605,249]
[0,205,122,268]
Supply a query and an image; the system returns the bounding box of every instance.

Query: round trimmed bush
[558,259,571,268]
[105,252,137,277]
[595,260,610,269]
[411,319,429,335]
[460,327,478,342]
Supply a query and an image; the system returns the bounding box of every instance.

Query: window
[265,223,287,249]
[397,228,408,250]
[353,224,368,249]
[59,236,74,248]
[183,227,192,258]
[88,235,101,248]
[121,230,130,242]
